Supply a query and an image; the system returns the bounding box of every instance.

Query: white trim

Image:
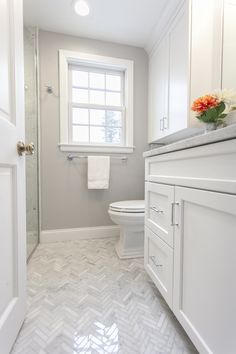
[145,0,185,55]
[115,243,144,259]
[40,225,120,243]
[59,50,134,152]
[58,143,135,153]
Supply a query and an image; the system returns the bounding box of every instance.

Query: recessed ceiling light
[74,0,90,16]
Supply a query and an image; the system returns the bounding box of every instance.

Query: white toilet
[108,200,145,259]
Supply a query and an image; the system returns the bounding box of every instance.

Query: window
[69,66,124,145]
[59,50,134,153]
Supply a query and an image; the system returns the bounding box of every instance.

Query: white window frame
[58,50,134,153]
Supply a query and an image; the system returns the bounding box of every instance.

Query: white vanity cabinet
[148,0,222,143]
[144,138,236,354]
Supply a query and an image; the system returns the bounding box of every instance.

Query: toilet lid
[109,200,145,213]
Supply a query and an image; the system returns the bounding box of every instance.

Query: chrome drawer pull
[150,255,163,267]
[150,206,164,214]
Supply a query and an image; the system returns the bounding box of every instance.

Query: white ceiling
[23,0,175,49]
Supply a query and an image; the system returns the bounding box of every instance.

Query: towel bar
[67,154,128,161]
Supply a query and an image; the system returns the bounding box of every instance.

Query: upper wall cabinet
[148,36,169,142]
[222,0,236,89]
[148,0,222,144]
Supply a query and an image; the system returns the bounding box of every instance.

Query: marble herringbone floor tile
[12,238,197,354]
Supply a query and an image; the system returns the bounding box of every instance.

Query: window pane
[106,92,121,106]
[72,125,89,142]
[90,110,106,125]
[106,111,122,127]
[90,90,105,105]
[72,70,88,87]
[90,126,105,143]
[106,74,121,91]
[72,108,89,124]
[90,72,105,89]
[105,127,121,144]
[72,88,89,104]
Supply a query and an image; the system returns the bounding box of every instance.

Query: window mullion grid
[71,102,125,112]
[121,71,125,107]
[69,66,126,146]
[72,123,121,128]
[88,71,91,104]
[71,86,122,94]
[104,71,107,106]
[88,72,91,143]
[105,110,108,144]
[88,108,91,143]
[104,75,107,143]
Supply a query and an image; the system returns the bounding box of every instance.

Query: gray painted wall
[39,30,148,230]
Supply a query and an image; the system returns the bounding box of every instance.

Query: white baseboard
[40,225,120,243]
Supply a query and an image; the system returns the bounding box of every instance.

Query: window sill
[58,143,135,154]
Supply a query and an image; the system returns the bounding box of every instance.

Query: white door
[0,0,27,353]
[173,186,236,354]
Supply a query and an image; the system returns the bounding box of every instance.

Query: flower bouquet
[191,90,236,131]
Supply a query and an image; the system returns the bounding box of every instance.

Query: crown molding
[145,0,185,56]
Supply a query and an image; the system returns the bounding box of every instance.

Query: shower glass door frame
[24,26,41,260]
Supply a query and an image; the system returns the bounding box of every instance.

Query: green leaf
[197,102,226,123]
[215,102,226,115]
[218,113,227,119]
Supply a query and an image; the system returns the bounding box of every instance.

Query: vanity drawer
[145,182,174,247]
[145,139,236,194]
[145,227,173,308]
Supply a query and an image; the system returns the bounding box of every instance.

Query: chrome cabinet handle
[171,202,179,226]
[163,116,169,130]
[150,255,163,267]
[150,206,164,214]
[160,118,164,131]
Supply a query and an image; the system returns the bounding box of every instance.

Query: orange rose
[191,95,220,113]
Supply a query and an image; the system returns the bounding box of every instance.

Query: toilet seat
[109,200,145,213]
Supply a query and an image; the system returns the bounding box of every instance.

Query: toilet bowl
[108,200,145,259]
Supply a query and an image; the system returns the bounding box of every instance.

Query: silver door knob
[17,141,35,156]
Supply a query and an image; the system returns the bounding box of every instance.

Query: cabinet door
[173,186,236,354]
[168,3,188,134]
[148,36,169,142]
[145,182,175,247]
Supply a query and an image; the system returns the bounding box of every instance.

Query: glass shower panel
[24,27,40,259]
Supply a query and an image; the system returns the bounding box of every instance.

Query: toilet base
[115,227,144,259]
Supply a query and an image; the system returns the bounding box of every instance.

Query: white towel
[88,156,110,189]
